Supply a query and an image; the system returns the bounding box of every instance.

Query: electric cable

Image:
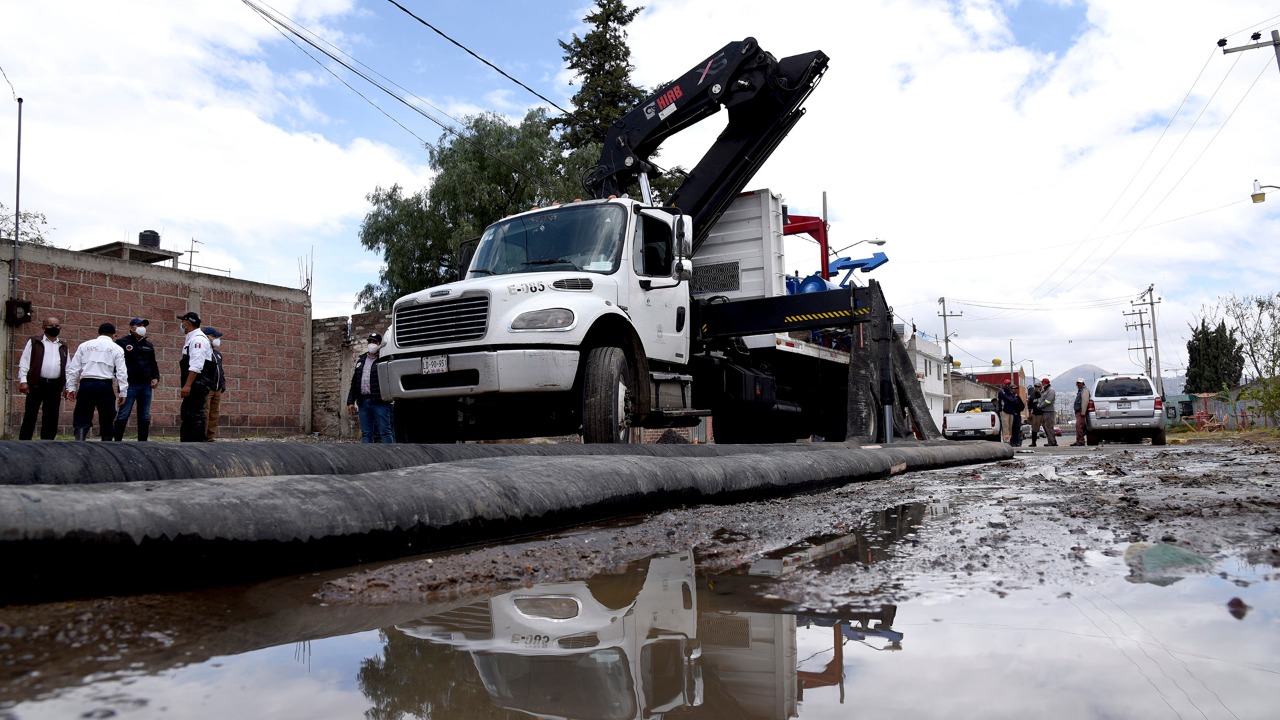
[382,0,591,133]
[1029,46,1220,298]
[241,0,540,192]
[1058,54,1274,295]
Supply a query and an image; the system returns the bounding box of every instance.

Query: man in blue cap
[113,317,160,441]
[202,326,227,440]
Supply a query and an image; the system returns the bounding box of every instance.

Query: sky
[1,0,1279,383]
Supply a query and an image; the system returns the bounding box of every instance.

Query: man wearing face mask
[113,318,160,441]
[346,332,394,443]
[17,315,69,440]
[176,311,217,442]
[202,326,227,441]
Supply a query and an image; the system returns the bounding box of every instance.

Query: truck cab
[379,197,692,442]
[396,552,702,720]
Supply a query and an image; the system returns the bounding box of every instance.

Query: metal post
[10,97,21,298]
[938,297,961,412]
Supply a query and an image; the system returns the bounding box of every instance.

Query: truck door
[621,210,690,365]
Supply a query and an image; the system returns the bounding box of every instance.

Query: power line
[382,0,587,129]
[241,0,539,193]
[1029,46,1220,298]
[1057,54,1275,295]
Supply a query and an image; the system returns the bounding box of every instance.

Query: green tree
[357,109,568,310]
[551,0,647,152]
[0,201,52,245]
[1184,319,1244,393]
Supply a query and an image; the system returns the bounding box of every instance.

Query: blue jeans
[115,383,152,424]
[358,398,394,443]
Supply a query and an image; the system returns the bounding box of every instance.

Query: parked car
[1085,373,1166,446]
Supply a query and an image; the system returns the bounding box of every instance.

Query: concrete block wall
[311,309,392,439]
[3,244,311,439]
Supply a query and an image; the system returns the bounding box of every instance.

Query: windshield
[468,204,627,278]
[473,649,636,719]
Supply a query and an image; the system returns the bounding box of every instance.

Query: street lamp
[1253,179,1279,203]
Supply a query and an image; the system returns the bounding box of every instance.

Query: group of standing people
[995,377,1059,447]
[15,311,226,442]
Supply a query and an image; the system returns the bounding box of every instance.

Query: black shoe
[113,420,128,442]
[138,421,150,442]
[73,427,88,441]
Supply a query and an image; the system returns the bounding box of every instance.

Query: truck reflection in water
[390,504,926,720]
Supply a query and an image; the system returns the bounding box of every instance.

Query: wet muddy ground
[319,436,1280,607]
[2,436,1278,718]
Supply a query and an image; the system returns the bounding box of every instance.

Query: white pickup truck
[942,398,1001,441]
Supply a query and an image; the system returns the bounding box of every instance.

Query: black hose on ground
[0,440,1010,602]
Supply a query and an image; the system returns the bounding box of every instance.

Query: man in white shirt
[176,311,215,442]
[16,316,68,440]
[65,322,130,441]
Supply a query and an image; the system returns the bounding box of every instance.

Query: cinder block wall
[3,245,311,438]
[311,309,391,439]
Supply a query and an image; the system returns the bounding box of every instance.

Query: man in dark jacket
[998,380,1024,446]
[113,318,160,441]
[347,332,394,443]
[17,316,68,440]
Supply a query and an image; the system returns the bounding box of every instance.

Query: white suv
[1085,373,1166,446]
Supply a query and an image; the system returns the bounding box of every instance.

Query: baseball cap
[1076,377,1085,384]
[176,311,201,326]
[367,332,382,343]
[203,326,223,338]
[129,317,149,327]
[1041,378,1050,385]
[98,322,116,335]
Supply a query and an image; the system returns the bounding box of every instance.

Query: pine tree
[1184,319,1244,393]
[551,0,647,152]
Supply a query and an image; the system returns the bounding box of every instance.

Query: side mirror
[674,261,692,282]
[675,216,691,257]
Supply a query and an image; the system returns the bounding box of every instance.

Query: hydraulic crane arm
[583,38,828,254]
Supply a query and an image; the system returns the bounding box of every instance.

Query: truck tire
[582,346,633,444]
[1152,427,1167,446]
[393,398,459,444]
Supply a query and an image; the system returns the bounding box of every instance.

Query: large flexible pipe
[1,441,1010,602]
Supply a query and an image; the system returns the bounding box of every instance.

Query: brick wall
[311,310,391,439]
[2,244,311,438]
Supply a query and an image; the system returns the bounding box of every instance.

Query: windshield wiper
[526,258,581,270]
[468,268,495,276]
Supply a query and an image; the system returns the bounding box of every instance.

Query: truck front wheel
[582,346,633,444]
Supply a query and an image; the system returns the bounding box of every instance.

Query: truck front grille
[395,293,489,347]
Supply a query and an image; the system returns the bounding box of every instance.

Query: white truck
[376,39,868,444]
[941,398,1001,441]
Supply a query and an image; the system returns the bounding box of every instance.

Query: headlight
[511,308,575,330]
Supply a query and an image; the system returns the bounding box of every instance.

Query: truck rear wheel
[582,346,633,444]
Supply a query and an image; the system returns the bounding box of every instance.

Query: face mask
[367,343,379,354]
[133,326,147,338]
[212,338,221,348]
[44,326,60,338]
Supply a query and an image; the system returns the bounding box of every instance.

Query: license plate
[1117,401,1131,409]
[422,355,448,374]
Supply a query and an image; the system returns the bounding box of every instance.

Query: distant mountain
[1051,364,1110,388]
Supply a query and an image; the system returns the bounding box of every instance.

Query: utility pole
[1138,284,1164,396]
[1123,307,1151,377]
[1219,30,1280,75]
[187,237,202,272]
[937,297,962,410]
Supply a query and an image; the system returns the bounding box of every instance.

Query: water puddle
[3,516,1277,719]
